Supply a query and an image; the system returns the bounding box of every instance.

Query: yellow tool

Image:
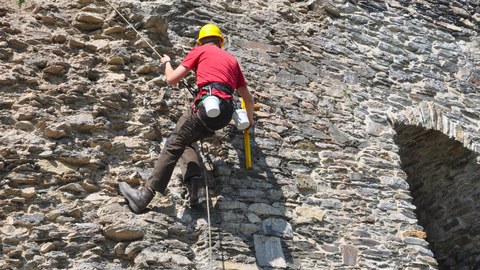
[241,98,252,169]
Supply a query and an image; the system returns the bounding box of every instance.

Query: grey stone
[404,237,429,246]
[25,56,48,69]
[380,176,409,190]
[6,213,45,227]
[341,245,358,266]
[261,218,293,238]
[254,235,287,268]
[14,121,34,131]
[249,203,285,217]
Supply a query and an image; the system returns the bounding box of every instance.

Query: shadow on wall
[394,124,480,270]
[188,125,292,269]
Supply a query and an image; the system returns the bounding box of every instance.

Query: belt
[201,82,234,95]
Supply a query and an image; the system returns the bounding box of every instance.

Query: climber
[119,23,255,214]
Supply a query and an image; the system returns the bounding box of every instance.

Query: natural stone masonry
[0,0,479,269]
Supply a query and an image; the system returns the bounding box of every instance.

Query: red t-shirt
[181,44,247,94]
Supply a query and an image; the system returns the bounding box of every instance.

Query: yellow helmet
[197,24,225,47]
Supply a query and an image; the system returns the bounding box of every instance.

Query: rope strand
[200,141,215,269]
[104,1,215,268]
[103,0,163,59]
[205,181,213,269]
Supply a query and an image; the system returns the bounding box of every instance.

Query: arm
[160,54,191,86]
[237,85,254,126]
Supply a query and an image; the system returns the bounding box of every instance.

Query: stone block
[37,159,77,174]
[103,223,145,241]
[254,235,286,268]
[249,203,285,217]
[261,218,293,238]
[341,245,357,266]
[295,205,326,222]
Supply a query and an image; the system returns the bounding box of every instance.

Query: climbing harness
[103,1,215,268]
[202,82,235,95]
[189,84,235,132]
[193,83,234,109]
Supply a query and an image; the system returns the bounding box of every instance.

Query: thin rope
[205,180,213,269]
[105,0,194,102]
[200,142,214,269]
[103,0,163,60]
[105,1,215,268]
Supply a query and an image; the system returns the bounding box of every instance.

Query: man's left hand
[160,54,171,66]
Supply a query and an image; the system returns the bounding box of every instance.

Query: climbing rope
[205,177,214,269]
[200,142,215,269]
[103,0,163,59]
[103,1,215,268]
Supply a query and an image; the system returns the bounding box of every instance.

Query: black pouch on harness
[195,97,234,131]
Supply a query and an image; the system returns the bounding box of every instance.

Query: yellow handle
[241,98,252,169]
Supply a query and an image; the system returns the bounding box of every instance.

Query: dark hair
[200,36,221,46]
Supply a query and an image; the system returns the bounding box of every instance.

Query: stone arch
[388,103,480,270]
[387,102,480,154]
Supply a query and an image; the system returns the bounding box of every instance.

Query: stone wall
[0,0,479,269]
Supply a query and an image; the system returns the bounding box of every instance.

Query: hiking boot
[189,176,206,208]
[119,182,155,214]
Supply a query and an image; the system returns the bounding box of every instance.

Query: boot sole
[119,183,143,214]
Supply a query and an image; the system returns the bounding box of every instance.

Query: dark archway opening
[394,124,480,270]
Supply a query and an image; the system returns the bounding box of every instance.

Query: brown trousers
[145,109,214,193]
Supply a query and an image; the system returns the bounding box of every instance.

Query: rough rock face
[0,0,479,269]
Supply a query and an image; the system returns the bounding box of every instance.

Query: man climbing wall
[119,23,255,213]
